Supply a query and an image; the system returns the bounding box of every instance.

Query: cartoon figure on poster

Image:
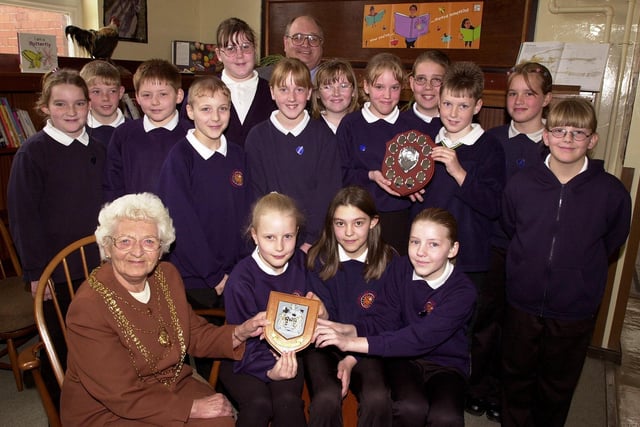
[362,2,483,49]
[394,4,429,48]
[365,5,386,28]
[460,17,480,47]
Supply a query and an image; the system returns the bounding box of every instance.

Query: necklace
[89,265,186,386]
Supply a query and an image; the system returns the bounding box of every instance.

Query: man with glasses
[258,15,324,81]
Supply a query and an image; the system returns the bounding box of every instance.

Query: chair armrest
[18,341,43,372]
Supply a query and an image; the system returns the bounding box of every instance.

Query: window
[0,4,72,56]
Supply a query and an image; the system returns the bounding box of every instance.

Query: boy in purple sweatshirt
[501,98,631,427]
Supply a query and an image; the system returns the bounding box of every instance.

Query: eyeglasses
[412,75,443,88]
[318,82,353,93]
[548,128,592,142]
[286,33,323,47]
[109,235,162,252]
[220,43,254,56]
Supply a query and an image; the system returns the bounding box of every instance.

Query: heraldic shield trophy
[381,130,436,196]
[265,291,320,354]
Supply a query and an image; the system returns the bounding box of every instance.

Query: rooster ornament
[65,16,120,60]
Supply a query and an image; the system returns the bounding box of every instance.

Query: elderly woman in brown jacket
[61,192,266,426]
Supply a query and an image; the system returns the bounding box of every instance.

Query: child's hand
[431,146,467,186]
[305,291,328,319]
[214,274,228,295]
[267,350,298,381]
[368,170,401,196]
[337,356,357,397]
[408,188,426,203]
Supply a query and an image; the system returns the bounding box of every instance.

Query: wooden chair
[191,306,226,386]
[19,235,99,427]
[0,219,36,391]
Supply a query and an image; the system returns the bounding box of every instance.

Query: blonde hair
[546,98,597,132]
[187,76,230,106]
[269,57,312,90]
[363,53,405,87]
[247,193,304,236]
[80,60,122,87]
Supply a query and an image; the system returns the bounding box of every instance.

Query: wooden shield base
[381,130,436,196]
[265,291,320,354]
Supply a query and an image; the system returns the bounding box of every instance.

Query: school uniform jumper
[305,257,394,427]
[466,124,548,406]
[417,130,505,273]
[219,250,310,427]
[245,116,341,245]
[8,129,104,281]
[399,105,442,141]
[338,109,417,253]
[103,115,191,201]
[357,256,477,426]
[501,157,631,427]
[156,133,251,302]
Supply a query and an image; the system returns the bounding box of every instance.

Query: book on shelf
[16,109,37,138]
[172,40,219,73]
[17,33,58,73]
[0,98,25,145]
[0,117,8,148]
[516,41,610,92]
[0,98,23,148]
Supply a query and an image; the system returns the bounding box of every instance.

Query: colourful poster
[362,2,483,49]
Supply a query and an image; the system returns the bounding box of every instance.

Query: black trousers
[385,358,466,427]
[218,358,307,427]
[304,347,391,427]
[468,247,506,404]
[501,305,595,427]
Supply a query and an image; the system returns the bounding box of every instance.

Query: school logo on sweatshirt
[230,170,244,187]
[360,291,376,309]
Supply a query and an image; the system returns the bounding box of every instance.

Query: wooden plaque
[265,291,320,354]
[381,130,436,196]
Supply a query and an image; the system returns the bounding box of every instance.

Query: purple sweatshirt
[502,158,631,320]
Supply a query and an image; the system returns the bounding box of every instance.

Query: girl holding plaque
[314,208,477,426]
[220,192,326,427]
[305,186,396,426]
[337,53,421,254]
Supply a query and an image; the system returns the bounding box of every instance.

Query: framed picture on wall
[103,0,148,43]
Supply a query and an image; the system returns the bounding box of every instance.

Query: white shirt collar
[361,102,399,124]
[435,123,484,149]
[412,103,435,123]
[87,109,125,128]
[269,109,310,136]
[186,128,227,160]
[544,153,589,173]
[338,246,368,263]
[412,260,454,289]
[43,120,90,146]
[508,119,545,141]
[221,69,259,88]
[252,246,289,275]
[143,110,179,132]
[321,114,338,134]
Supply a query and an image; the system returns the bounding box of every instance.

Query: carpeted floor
[0,345,607,427]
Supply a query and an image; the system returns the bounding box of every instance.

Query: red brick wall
[0,5,69,56]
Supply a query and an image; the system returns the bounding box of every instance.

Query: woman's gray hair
[95,193,176,260]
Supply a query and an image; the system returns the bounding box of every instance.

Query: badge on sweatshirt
[230,170,244,187]
[296,146,304,155]
[418,300,435,317]
[360,291,376,309]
